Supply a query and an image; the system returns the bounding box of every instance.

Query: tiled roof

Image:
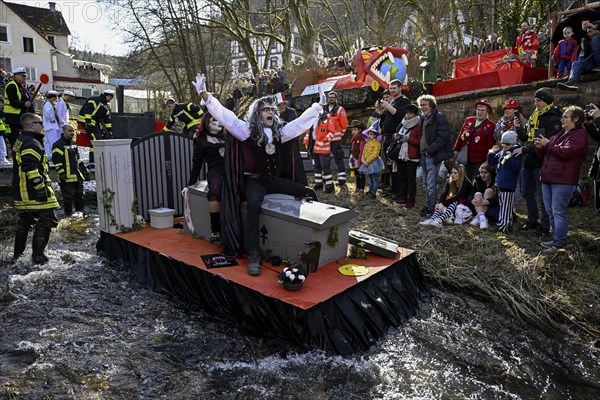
[5,1,71,36]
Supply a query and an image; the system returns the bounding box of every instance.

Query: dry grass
[317,178,600,341]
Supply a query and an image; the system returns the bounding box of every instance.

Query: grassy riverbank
[1,182,599,346]
[317,181,600,344]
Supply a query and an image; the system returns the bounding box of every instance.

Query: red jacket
[454,117,496,163]
[326,106,348,141]
[536,126,589,185]
[405,124,422,160]
[303,120,331,154]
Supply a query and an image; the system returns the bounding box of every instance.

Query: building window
[0,57,12,72]
[24,67,36,80]
[270,57,278,68]
[47,35,55,46]
[23,37,34,53]
[293,36,300,48]
[0,25,9,43]
[238,61,248,74]
[82,88,92,98]
[271,42,278,52]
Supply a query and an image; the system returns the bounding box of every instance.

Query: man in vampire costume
[193,73,324,276]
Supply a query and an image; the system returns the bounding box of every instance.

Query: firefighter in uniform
[323,91,348,187]
[163,98,203,136]
[77,89,115,164]
[4,67,34,147]
[12,113,59,264]
[52,124,90,216]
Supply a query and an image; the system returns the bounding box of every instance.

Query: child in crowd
[419,163,472,226]
[348,119,366,194]
[487,131,523,233]
[359,128,384,199]
[553,26,578,79]
[468,162,498,229]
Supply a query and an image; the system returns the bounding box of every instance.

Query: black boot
[64,202,73,216]
[31,227,51,265]
[305,188,318,202]
[380,173,390,188]
[209,212,221,243]
[247,248,261,276]
[13,227,29,260]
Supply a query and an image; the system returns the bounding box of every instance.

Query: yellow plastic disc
[370,80,380,91]
[338,264,370,276]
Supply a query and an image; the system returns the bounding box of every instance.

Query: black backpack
[568,180,585,207]
[385,140,401,161]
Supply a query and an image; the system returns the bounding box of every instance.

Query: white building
[0,1,113,99]
[230,26,325,78]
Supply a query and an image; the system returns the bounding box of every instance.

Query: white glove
[181,187,189,196]
[192,73,207,94]
[318,84,327,105]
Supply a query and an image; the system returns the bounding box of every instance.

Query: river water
[1,201,599,399]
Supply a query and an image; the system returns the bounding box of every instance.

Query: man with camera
[513,88,562,235]
[377,79,410,198]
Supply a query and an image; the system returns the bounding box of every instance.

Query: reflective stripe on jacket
[77,95,112,130]
[52,135,84,183]
[326,106,348,141]
[4,80,30,116]
[163,103,203,131]
[11,132,59,210]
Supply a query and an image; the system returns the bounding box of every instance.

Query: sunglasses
[31,121,43,125]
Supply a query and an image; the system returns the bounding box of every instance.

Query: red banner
[452,49,516,79]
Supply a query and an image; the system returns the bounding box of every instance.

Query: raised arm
[193,73,250,141]
[281,103,323,142]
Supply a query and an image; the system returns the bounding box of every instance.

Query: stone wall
[436,73,600,139]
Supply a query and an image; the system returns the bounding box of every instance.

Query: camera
[585,104,594,113]
[534,128,545,138]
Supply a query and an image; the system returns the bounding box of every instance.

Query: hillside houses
[0,0,114,99]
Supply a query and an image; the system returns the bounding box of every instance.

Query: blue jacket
[421,107,453,164]
[487,145,522,191]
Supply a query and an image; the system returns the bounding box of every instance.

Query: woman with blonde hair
[419,163,472,226]
[535,105,589,251]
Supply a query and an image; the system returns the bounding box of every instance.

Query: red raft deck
[97,225,426,355]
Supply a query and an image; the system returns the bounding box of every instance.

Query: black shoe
[557,80,578,91]
[419,207,432,217]
[521,221,539,230]
[495,225,512,234]
[537,226,550,236]
[209,232,221,244]
[313,183,323,191]
[337,182,347,188]
[32,254,49,265]
[324,185,334,194]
